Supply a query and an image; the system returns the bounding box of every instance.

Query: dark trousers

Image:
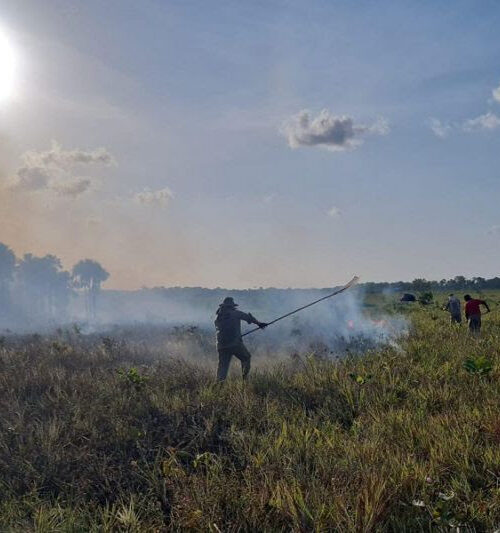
[217,343,251,381]
[468,314,481,335]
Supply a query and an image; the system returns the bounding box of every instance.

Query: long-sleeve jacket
[214,306,259,348]
[445,296,461,316]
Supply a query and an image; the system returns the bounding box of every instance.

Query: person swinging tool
[214,297,268,381]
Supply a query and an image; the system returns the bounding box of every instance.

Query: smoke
[282,109,389,151]
[7,141,115,196]
[0,238,406,359]
[57,285,407,360]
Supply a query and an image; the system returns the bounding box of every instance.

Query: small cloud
[327,206,341,218]
[50,177,92,197]
[429,118,451,138]
[21,141,116,169]
[487,225,500,235]
[462,112,500,131]
[262,194,275,204]
[134,187,174,208]
[7,141,115,197]
[430,112,500,137]
[282,109,389,152]
[14,166,50,190]
[492,83,500,103]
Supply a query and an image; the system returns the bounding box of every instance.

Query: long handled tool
[242,276,360,338]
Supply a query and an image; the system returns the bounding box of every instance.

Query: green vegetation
[0,296,499,531]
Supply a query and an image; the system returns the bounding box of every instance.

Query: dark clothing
[214,304,260,381]
[217,343,251,381]
[215,306,259,348]
[465,299,489,336]
[450,313,462,324]
[468,314,481,335]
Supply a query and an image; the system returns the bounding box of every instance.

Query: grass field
[0,292,499,531]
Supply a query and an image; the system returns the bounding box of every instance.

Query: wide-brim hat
[220,296,238,307]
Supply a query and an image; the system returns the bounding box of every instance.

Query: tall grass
[0,303,499,531]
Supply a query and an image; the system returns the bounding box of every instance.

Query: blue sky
[0,0,499,288]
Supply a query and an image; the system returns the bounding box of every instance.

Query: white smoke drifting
[68,286,408,360]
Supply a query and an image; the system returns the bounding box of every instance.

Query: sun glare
[0,30,16,102]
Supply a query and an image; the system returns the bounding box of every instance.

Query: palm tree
[72,259,109,320]
[0,243,16,320]
[16,254,73,322]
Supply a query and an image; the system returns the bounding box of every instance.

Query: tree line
[0,242,109,327]
[363,276,500,294]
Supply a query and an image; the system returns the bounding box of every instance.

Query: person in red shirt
[464,294,490,335]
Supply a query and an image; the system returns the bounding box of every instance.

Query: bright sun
[0,30,16,102]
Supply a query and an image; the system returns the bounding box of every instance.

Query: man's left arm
[481,300,491,313]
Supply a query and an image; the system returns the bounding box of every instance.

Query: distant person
[444,294,462,324]
[464,294,490,336]
[214,297,268,381]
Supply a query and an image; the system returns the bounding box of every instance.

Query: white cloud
[50,177,93,197]
[430,112,500,137]
[327,206,341,217]
[262,194,275,204]
[487,224,500,235]
[462,112,500,131]
[8,141,115,196]
[134,187,174,208]
[429,118,451,138]
[282,109,389,152]
[21,141,115,169]
[492,84,500,103]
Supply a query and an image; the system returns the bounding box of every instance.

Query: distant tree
[0,243,16,318]
[452,275,466,289]
[418,291,434,305]
[72,259,109,320]
[16,254,73,320]
[411,278,432,293]
[472,277,486,289]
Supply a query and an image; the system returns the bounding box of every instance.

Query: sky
[0,0,499,289]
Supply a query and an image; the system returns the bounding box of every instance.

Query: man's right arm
[237,311,268,328]
[481,300,490,313]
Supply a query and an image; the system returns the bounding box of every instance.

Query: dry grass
[0,299,499,531]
